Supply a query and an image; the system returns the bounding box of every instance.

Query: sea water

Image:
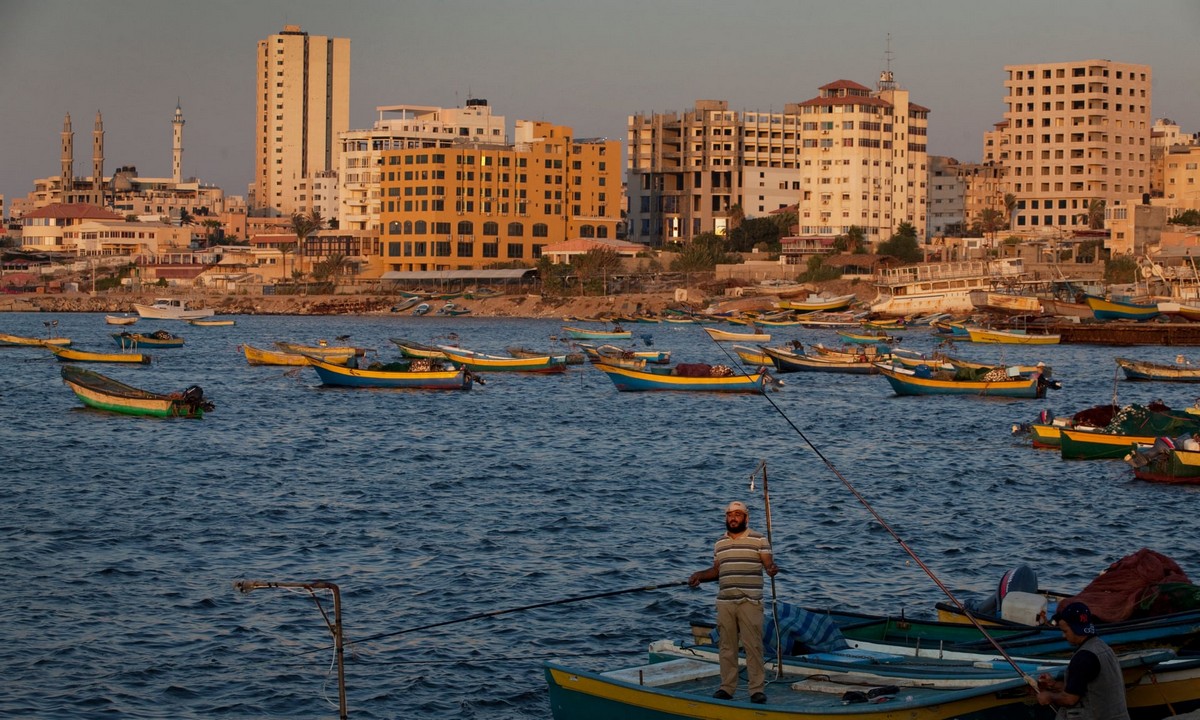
[1,312,1197,718]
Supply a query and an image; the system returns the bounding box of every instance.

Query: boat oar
[751,459,784,680]
[309,579,690,654]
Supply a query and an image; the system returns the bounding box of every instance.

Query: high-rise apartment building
[377,121,620,271]
[998,59,1151,231]
[254,24,350,217]
[626,75,928,249]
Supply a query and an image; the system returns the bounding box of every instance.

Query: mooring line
[704,327,1039,688]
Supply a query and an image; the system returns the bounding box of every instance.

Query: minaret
[172,100,185,184]
[61,113,74,202]
[92,110,105,206]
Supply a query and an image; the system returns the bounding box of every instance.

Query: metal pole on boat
[234,580,347,719]
[752,459,783,680]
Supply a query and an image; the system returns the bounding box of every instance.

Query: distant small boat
[731,345,774,366]
[876,364,1049,398]
[0,333,72,347]
[306,355,473,390]
[391,338,449,359]
[243,344,353,367]
[105,314,139,326]
[439,346,567,373]
[1084,294,1160,322]
[48,345,151,365]
[761,345,878,374]
[275,341,363,358]
[836,330,895,346]
[964,326,1060,345]
[1116,357,1200,383]
[112,331,184,349]
[188,318,236,327]
[776,293,856,312]
[596,363,769,393]
[436,301,471,316]
[507,346,586,365]
[702,326,770,342]
[561,325,632,340]
[60,365,212,418]
[132,298,215,321]
[412,303,431,316]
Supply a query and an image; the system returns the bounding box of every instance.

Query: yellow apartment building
[376,121,620,272]
[254,25,350,217]
[999,59,1152,231]
[1161,146,1200,214]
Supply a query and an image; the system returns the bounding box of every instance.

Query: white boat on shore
[132,298,215,321]
[870,259,1025,316]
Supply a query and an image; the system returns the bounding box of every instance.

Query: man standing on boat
[688,501,779,704]
[1035,601,1130,719]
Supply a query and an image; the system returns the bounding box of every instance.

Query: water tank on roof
[466,98,488,108]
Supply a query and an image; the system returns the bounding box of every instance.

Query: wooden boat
[930,320,970,337]
[1059,403,1200,459]
[1157,300,1200,322]
[561,325,632,340]
[0,332,72,347]
[964,326,1060,345]
[702,326,770,342]
[577,343,671,365]
[1039,297,1093,319]
[104,314,139,326]
[389,296,424,313]
[188,318,236,327]
[1116,357,1200,382]
[436,301,471,316]
[411,302,431,316]
[48,345,151,365]
[870,259,1027,316]
[439,346,567,373]
[1060,428,1158,460]
[809,343,892,363]
[111,331,184,348]
[132,297,215,321]
[795,311,867,328]
[776,293,856,312]
[595,363,768,393]
[760,345,878,375]
[243,343,353,367]
[507,346,585,365]
[1084,294,1161,321]
[968,290,1042,315]
[60,365,212,418]
[306,356,472,390]
[275,341,363,358]
[1126,438,1200,484]
[836,330,895,346]
[390,338,449,359]
[731,344,774,366]
[876,364,1048,398]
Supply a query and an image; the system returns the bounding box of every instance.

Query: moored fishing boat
[0,332,72,347]
[1084,294,1161,322]
[132,297,215,321]
[576,343,671,365]
[507,346,586,365]
[111,330,184,348]
[775,293,856,313]
[836,330,895,347]
[1116,357,1200,382]
[731,344,774,367]
[702,326,771,342]
[275,341,364,358]
[964,326,1061,345]
[876,364,1049,398]
[188,318,236,327]
[595,362,769,393]
[60,365,213,418]
[104,314,139,326]
[306,355,473,390]
[760,344,878,374]
[390,337,449,359]
[243,343,353,367]
[561,325,632,340]
[48,345,152,364]
[1126,438,1200,484]
[439,346,567,373]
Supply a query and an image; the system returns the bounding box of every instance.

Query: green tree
[289,210,324,279]
[1088,199,1106,230]
[975,208,1005,245]
[311,253,347,283]
[875,222,923,263]
[800,254,842,282]
[669,233,739,272]
[1169,209,1200,226]
[833,225,867,253]
[726,217,785,253]
[536,255,568,297]
[571,248,623,295]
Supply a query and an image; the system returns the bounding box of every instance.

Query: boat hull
[562,326,632,340]
[60,366,206,418]
[1059,428,1155,460]
[0,333,72,347]
[243,344,352,367]
[308,357,472,390]
[132,301,215,320]
[702,327,771,342]
[597,364,767,393]
[1116,357,1200,382]
[49,346,151,364]
[878,367,1045,398]
[440,347,567,373]
[1084,295,1161,322]
[964,327,1060,345]
[112,333,184,348]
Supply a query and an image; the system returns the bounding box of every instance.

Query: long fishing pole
[751,459,783,680]
[704,330,1040,689]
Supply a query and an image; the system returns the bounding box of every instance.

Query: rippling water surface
[2,311,1199,718]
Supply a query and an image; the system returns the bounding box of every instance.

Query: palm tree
[978,208,1005,248]
[1003,193,1017,231]
[1088,199,1106,230]
[289,210,324,279]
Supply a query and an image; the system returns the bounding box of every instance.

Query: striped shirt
[714,530,772,602]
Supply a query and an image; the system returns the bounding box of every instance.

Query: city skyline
[2,0,1198,216]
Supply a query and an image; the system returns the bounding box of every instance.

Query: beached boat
[1038,297,1093,319]
[870,259,1026,316]
[876,364,1048,398]
[411,302,431,316]
[561,325,632,340]
[242,343,353,367]
[776,293,856,313]
[111,331,184,349]
[0,332,72,347]
[132,298,215,321]
[760,345,878,375]
[436,301,471,316]
[60,365,212,418]
[968,290,1043,315]
[595,363,769,393]
[702,326,771,342]
[1116,357,1200,382]
[188,318,236,327]
[48,345,151,365]
[963,326,1061,345]
[439,346,567,373]
[1126,437,1200,484]
[104,314,139,326]
[1084,294,1161,322]
[1157,301,1200,322]
[306,356,472,390]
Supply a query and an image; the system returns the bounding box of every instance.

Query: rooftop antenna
[878,33,896,90]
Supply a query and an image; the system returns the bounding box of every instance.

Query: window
[506,243,524,259]
[532,224,548,237]
[457,220,473,234]
[482,242,499,258]
[507,222,524,237]
[579,225,595,238]
[483,221,498,236]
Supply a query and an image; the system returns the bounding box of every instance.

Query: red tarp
[1060,548,1191,623]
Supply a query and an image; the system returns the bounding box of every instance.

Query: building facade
[376,121,620,272]
[253,24,350,217]
[998,59,1152,232]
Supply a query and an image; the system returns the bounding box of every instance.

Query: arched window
[532,223,549,238]
[414,220,427,235]
[579,224,595,238]
[457,220,474,234]
[483,221,499,236]
[597,225,609,238]
[403,220,413,235]
[388,221,401,235]
[507,222,524,237]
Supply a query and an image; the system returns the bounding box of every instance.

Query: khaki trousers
[716,598,765,695]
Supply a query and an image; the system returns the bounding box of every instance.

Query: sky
[2,0,1198,215]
